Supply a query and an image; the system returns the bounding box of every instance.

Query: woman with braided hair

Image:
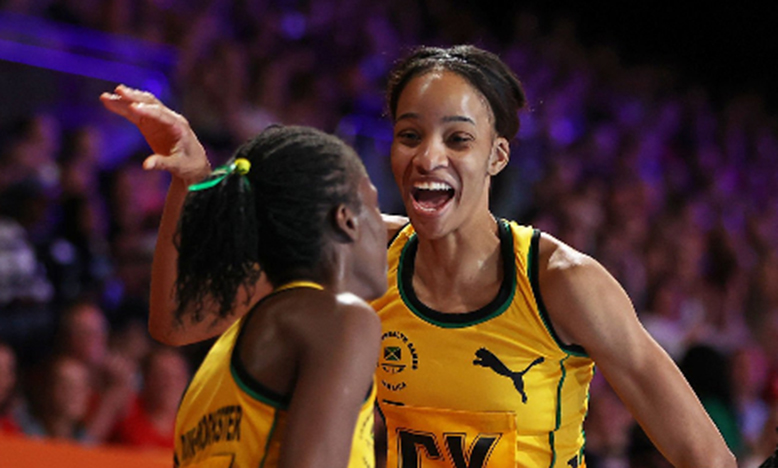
[102,43,735,468]
[103,88,386,467]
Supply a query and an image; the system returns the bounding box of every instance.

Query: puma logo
[473,348,544,403]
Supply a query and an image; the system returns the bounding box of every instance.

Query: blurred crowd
[0,0,776,466]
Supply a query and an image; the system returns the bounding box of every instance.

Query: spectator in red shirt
[110,346,190,449]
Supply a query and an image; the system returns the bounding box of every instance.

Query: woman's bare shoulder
[382,213,409,242]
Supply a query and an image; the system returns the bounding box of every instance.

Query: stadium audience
[109,346,189,450]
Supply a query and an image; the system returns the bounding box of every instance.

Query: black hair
[386,44,527,141]
[175,125,366,323]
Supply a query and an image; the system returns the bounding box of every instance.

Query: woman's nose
[414,138,448,172]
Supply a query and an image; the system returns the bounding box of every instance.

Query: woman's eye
[397,131,420,143]
[449,134,473,145]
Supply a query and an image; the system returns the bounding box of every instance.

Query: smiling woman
[369,44,737,468]
[389,69,512,240]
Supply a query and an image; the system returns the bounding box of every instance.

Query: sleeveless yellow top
[175,282,376,468]
[371,221,594,468]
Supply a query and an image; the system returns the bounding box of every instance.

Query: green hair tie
[188,158,252,192]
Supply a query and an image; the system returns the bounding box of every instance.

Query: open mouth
[411,181,454,212]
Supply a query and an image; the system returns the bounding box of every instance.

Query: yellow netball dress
[371,221,595,468]
[175,282,376,468]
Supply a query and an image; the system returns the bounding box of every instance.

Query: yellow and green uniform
[371,221,595,468]
[175,282,376,468]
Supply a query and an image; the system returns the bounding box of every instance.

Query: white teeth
[413,181,452,191]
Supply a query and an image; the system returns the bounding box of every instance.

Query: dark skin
[101,86,387,467]
[239,287,381,467]
[382,70,735,468]
[102,81,736,468]
[239,176,386,467]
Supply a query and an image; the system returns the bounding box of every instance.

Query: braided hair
[175,125,366,323]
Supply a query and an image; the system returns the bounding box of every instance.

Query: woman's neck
[412,216,503,313]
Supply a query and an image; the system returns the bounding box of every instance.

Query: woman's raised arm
[100,86,270,345]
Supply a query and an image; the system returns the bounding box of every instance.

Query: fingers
[113,84,161,105]
[133,101,185,132]
[145,152,212,186]
[100,84,180,124]
[143,154,171,172]
[100,92,140,123]
[144,153,211,186]
[102,85,210,183]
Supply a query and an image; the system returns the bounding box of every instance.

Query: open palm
[100,85,211,185]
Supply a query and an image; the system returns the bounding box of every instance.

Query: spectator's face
[50,358,90,421]
[0,345,16,406]
[390,71,504,239]
[64,305,108,366]
[111,321,151,363]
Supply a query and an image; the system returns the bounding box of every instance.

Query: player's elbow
[147,308,184,346]
[681,446,737,468]
[710,449,737,468]
[148,322,181,346]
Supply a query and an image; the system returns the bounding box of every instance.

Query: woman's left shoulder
[537,232,593,277]
[382,213,410,242]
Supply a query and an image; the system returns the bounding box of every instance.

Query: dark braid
[175,125,365,323]
[387,44,527,140]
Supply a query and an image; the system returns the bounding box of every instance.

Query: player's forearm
[148,177,188,345]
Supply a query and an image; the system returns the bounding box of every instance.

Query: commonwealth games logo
[379,330,418,391]
[382,346,405,373]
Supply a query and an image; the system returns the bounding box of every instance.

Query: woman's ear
[332,204,358,243]
[487,137,510,176]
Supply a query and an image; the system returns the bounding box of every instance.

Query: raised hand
[100,85,211,185]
